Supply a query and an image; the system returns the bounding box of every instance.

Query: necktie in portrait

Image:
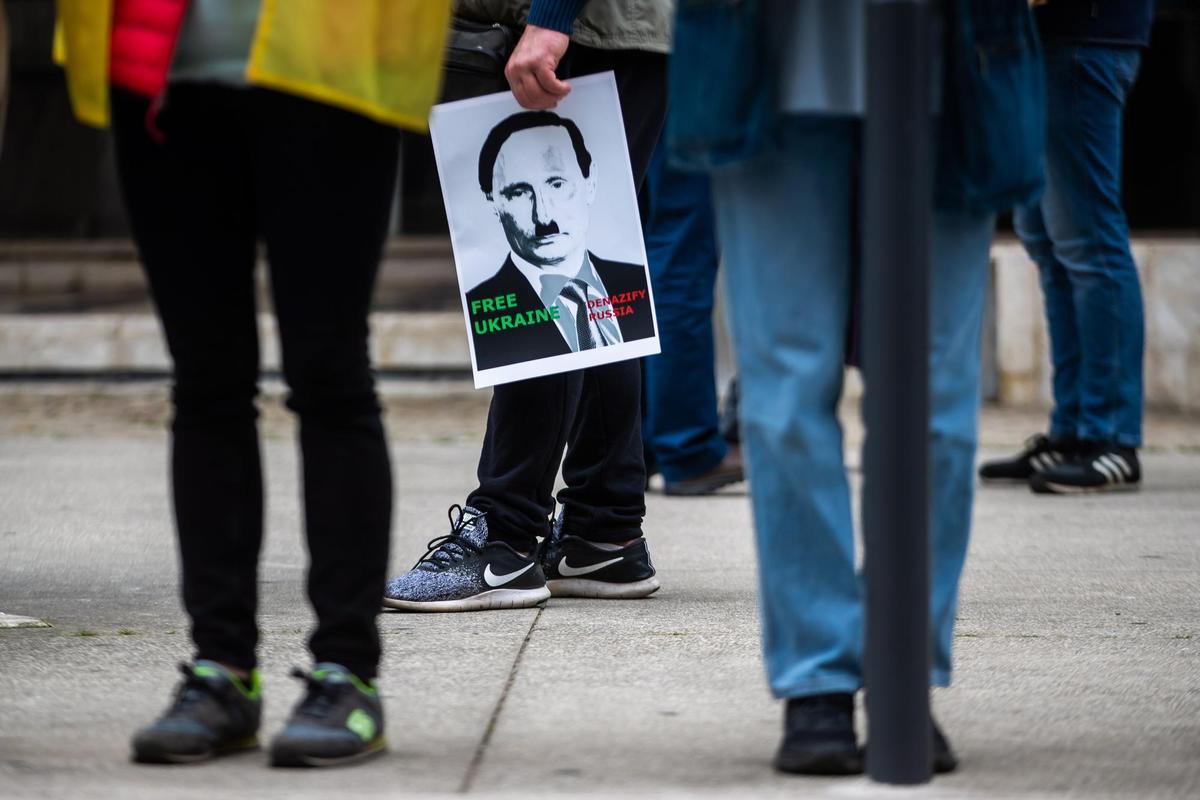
[558,278,606,350]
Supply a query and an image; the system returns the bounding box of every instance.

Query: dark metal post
[863,0,934,785]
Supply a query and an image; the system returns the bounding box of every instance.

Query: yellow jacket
[54,0,451,131]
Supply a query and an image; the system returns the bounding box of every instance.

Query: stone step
[0,237,460,312]
[0,311,471,374]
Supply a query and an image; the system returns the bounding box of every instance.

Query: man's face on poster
[490,127,596,268]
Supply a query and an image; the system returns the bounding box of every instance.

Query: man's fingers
[511,69,559,110]
[533,63,571,99]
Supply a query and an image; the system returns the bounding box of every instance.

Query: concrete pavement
[1,381,1198,798]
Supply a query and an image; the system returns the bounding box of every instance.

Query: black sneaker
[1031,442,1141,494]
[539,511,660,599]
[269,663,386,767]
[383,505,550,612]
[774,693,863,775]
[131,661,261,764]
[978,434,1079,482]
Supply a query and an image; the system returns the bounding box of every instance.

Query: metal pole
[863,0,934,785]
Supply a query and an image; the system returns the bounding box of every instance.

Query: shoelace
[289,667,346,722]
[412,504,486,572]
[165,662,220,716]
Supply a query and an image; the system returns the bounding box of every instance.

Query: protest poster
[429,72,660,388]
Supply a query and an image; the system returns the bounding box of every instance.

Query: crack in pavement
[458,605,545,794]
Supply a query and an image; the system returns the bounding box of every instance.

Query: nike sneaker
[540,511,660,599]
[131,660,261,764]
[1030,442,1141,494]
[382,505,550,612]
[270,663,386,767]
[978,433,1079,482]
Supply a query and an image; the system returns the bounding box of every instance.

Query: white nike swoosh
[483,562,535,588]
[557,556,623,578]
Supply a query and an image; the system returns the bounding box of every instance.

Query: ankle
[789,691,854,707]
[580,537,640,550]
[217,662,251,681]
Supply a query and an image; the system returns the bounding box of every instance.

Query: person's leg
[116,86,266,764]
[1014,200,1081,442]
[1038,44,1145,448]
[925,207,995,686]
[711,118,860,698]
[468,372,583,553]
[252,90,396,681]
[112,86,262,672]
[640,143,729,484]
[555,47,665,541]
[555,359,647,541]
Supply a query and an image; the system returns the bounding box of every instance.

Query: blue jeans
[641,144,728,482]
[711,117,994,698]
[1014,44,1144,447]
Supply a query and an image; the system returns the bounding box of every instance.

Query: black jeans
[468,47,667,553]
[112,86,396,679]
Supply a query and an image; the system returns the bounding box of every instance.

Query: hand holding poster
[429,72,660,388]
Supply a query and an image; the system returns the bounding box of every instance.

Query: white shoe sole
[382,587,550,613]
[547,576,660,599]
[978,475,1033,485]
[1035,481,1141,495]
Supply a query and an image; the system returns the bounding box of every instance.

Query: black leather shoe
[774,693,863,775]
[663,446,745,496]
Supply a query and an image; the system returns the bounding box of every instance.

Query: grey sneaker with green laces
[269,663,386,767]
[131,660,261,764]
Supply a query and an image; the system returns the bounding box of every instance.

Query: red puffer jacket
[109,0,191,98]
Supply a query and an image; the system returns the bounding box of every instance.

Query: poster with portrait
[429,72,660,389]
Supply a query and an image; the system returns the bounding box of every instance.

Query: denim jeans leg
[1038,44,1145,446]
[1014,201,1081,440]
[642,144,727,483]
[927,207,995,686]
[712,118,862,698]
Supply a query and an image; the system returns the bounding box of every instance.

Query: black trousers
[468,48,668,553]
[112,86,396,679]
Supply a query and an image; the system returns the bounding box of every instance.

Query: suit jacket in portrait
[466,252,653,371]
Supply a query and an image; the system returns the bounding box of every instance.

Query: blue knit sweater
[527,0,590,33]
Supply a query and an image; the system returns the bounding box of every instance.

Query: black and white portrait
[430,73,659,387]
